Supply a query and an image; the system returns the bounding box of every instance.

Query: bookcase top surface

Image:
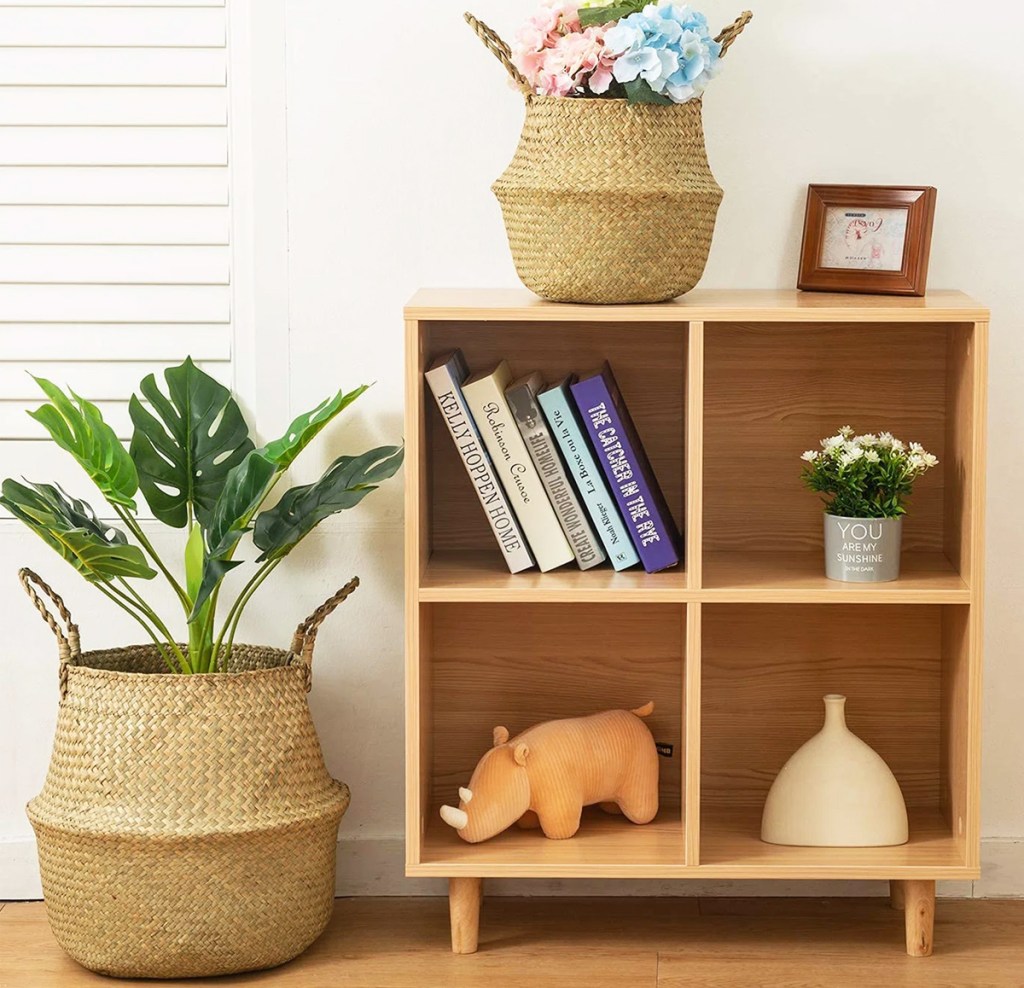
[406,288,988,323]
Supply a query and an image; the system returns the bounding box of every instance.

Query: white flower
[864,449,881,464]
[822,434,846,451]
[840,445,864,467]
[839,425,854,439]
[801,450,819,463]
[877,432,896,448]
[909,441,926,455]
[891,438,906,453]
[854,434,879,447]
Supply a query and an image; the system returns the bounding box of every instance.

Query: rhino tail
[631,701,655,718]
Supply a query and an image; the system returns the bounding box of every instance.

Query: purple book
[571,365,683,574]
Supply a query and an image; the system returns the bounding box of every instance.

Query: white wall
[2,0,1023,898]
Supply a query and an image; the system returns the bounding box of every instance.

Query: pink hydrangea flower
[512,2,618,97]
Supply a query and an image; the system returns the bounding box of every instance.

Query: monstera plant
[1,359,403,674]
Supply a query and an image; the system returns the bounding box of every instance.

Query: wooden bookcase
[404,289,989,957]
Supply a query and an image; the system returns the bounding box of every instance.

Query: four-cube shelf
[404,289,988,957]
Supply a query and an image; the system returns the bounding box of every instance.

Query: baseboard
[3,836,1021,900]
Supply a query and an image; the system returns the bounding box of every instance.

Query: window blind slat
[0,324,231,360]
[0,87,228,126]
[0,48,226,85]
[0,166,229,205]
[0,205,230,245]
[0,127,227,166]
[0,8,226,47]
[0,360,227,398]
[0,245,230,284]
[0,284,230,323]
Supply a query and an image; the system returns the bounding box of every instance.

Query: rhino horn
[440,805,468,830]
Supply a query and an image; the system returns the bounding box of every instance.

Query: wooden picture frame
[798,185,937,297]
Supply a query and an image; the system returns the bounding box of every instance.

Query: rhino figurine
[440,702,660,843]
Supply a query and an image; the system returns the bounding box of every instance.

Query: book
[506,373,606,572]
[462,361,575,573]
[538,378,640,572]
[425,351,535,574]
[571,364,683,574]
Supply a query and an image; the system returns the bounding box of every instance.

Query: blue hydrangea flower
[605,1,723,103]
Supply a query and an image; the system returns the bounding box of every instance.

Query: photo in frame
[798,185,937,297]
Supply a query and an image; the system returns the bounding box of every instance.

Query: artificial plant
[1,359,403,674]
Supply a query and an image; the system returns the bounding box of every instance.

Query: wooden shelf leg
[449,877,483,955]
[901,880,935,957]
[889,879,906,911]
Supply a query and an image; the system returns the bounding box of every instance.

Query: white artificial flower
[921,452,939,468]
[855,434,879,447]
[909,441,925,454]
[840,445,864,467]
[822,434,846,451]
[801,450,819,463]
[864,449,881,464]
[877,432,896,448]
[891,439,906,453]
[839,425,854,439]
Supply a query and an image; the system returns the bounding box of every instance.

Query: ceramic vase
[761,695,908,848]
[824,515,903,583]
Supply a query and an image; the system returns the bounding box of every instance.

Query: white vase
[761,695,909,848]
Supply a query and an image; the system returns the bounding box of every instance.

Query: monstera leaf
[129,358,254,529]
[254,445,404,562]
[578,1,644,27]
[187,450,277,619]
[0,480,156,582]
[263,386,370,470]
[27,377,138,510]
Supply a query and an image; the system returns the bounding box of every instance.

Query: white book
[425,351,534,574]
[463,361,574,573]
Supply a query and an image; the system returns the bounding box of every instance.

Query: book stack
[425,351,683,575]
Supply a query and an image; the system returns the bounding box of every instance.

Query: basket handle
[19,568,81,699]
[716,11,753,58]
[289,577,360,691]
[464,12,533,98]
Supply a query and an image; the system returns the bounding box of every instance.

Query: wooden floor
[2,897,1024,987]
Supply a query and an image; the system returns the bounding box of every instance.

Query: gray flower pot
[824,515,903,583]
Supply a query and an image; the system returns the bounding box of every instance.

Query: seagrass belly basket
[467,11,751,305]
[20,569,355,980]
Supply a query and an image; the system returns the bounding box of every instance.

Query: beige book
[462,361,574,572]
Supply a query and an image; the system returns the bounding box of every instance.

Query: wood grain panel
[424,321,686,556]
[943,324,978,582]
[406,288,989,324]
[703,323,948,553]
[428,603,684,812]
[701,604,944,809]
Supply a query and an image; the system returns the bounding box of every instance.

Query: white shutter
[0,0,233,501]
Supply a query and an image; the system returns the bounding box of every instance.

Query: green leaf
[263,385,370,471]
[129,357,254,529]
[253,445,404,562]
[0,479,156,582]
[579,2,641,27]
[184,522,205,602]
[27,377,139,510]
[624,78,674,105]
[187,450,277,620]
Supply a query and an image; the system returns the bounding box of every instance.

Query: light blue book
[538,378,640,572]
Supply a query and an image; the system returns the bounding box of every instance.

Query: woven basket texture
[467,11,752,305]
[494,96,723,304]
[21,572,354,980]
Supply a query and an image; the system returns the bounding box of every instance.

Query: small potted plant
[801,427,938,583]
[1,359,403,979]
